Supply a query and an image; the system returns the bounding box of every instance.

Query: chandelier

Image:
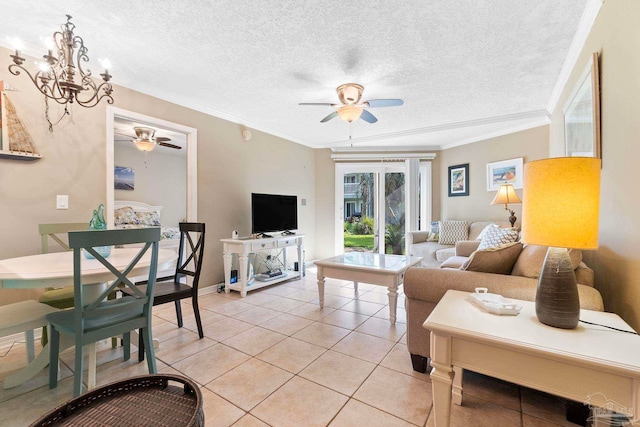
[8,15,113,131]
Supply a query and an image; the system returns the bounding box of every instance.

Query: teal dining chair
[37,223,88,346]
[47,227,161,397]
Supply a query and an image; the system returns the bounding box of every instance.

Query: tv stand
[221,234,304,297]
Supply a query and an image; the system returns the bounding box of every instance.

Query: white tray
[468,288,522,316]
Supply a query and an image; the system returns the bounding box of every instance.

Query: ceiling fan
[116,127,182,152]
[299,83,404,124]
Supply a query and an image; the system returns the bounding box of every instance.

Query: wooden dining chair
[123,223,205,361]
[47,227,161,397]
[37,223,88,346]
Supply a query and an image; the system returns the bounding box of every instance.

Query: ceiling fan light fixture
[133,127,156,152]
[337,105,363,123]
[134,139,156,152]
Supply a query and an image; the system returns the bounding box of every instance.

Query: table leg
[87,343,97,390]
[353,281,358,293]
[317,269,325,309]
[239,254,249,297]
[430,332,454,427]
[223,250,232,294]
[452,366,463,405]
[387,285,398,325]
[3,334,74,389]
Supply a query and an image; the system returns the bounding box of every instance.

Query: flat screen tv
[251,193,298,234]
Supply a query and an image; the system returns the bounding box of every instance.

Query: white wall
[114,144,186,226]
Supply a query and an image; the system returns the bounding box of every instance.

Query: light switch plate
[56,195,69,209]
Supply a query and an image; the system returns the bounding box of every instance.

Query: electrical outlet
[56,195,69,209]
[301,198,306,206]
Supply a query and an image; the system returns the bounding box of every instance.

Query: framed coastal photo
[114,166,135,190]
[487,158,523,191]
[448,164,469,197]
[563,52,601,159]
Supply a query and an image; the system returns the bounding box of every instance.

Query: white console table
[221,234,304,297]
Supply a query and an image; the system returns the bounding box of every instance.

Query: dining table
[0,247,177,390]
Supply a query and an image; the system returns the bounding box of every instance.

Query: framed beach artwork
[448,164,469,197]
[487,158,523,191]
[563,52,601,159]
[114,166,135,190]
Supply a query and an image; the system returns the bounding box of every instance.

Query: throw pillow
[476,224,499,241]
[477,226,519,250]
[114,206,139,226]
[461,242,524,274]
[427,231,439,242]
[511,245,583,278]
[135,211,161,226]
[438,220,468,245]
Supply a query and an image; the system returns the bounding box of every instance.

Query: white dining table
[0,247,177,389]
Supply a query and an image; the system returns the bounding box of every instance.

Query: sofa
[403,241,605,373]
[408,221,511,268]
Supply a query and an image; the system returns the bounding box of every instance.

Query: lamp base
[535,247,580,329]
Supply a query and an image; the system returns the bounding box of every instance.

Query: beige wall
[0,46,316,304]
[313,149,336,260]
[439,126,549,223]
[548,0,640,331]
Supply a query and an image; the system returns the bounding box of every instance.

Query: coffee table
[424,290,640,427]
[315,252,422,325]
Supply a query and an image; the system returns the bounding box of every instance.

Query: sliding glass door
[336,162,427,255]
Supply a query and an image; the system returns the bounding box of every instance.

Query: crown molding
[323,109,549,148]
[546,0,603,114]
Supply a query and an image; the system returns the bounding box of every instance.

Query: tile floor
[0,266,589,426]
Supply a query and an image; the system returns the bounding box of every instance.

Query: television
[251,193,298,234]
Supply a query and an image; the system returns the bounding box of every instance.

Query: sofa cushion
[440,256,468,269]
[438,220,468,245]
[477,226,519,250]
[462,242,523,274]
[511,245,583,278]
[435,247,456,262]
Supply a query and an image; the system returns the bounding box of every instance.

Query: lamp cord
[579,319,639,335]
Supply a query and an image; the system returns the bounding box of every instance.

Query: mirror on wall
[106,107,198,228]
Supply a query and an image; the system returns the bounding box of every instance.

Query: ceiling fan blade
[156,137,172,142]
[158,141,182,150]
[360,109,378,123]
[320,111,339,123]
[365,99,404,108]
[299,103,338,107]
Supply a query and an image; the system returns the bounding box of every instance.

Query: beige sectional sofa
[403,242,605,373]
[408,221,510,268]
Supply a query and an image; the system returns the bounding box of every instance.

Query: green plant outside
[343,234,374,249]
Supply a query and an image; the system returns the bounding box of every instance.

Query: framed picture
[114,166,135,190]
[563,52,601,159]
[448,164,469,197]
[487,158,523,191]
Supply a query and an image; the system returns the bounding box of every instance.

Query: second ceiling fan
[299,83,403,124]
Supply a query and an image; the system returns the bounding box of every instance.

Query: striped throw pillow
[477,226,519,250]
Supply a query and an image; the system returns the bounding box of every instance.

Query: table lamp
[490,183,521,227]
[522,157,601,329]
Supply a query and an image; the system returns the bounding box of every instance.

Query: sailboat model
[0,84,41,160]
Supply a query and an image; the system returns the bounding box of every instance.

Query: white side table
[424,290,640,427]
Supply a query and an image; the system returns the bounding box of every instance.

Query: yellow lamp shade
[522,157,601,249]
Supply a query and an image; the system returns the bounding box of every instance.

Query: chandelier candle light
[490,183,522,227]
[522,157,601,329]
[8,15,114,131]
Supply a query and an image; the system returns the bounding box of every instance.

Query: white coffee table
[315,252,422,325]
[424,290,640,427]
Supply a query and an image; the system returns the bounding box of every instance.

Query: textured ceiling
[1,1,589,150]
